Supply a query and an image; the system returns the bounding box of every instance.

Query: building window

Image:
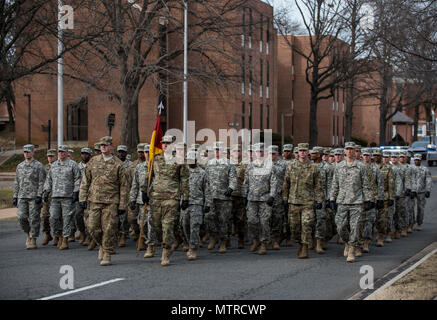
[249,8,253,50]
[266,87,269,99]
[260,104,263,130]
[266,43,269,55]
[332,101,335,111]
[266,61,270,99]
[241,34,245,47]
[242,102,245,129]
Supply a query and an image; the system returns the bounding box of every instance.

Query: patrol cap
[298,143,309,151]
[309,148,317,154]
[253,143,264,152]
[94,142,102,150]
[355,145,362,151]
[23,144,35,152]
[372,149,382,156]
[330,150,335,156]
[68,149,74,154]
[407,151,413,157]
[161,135,174,144]
[324,147,331,155]
[414,154,422,160]
[313,146,324,154]
[231,144,242,152]
[80,148,92,154]
[99,136,113,146]
[293,147,299,153]
[58,145,69,152]
[117,145,128,152]
[334,148,344,155]
[344,141,355,149]
[283,144,293,151]
[362,148,372,156]
[143,144,150,152]
[382,150,391,157]
[400,151,407,157]
[391,151,400,158]
[268,145,279,154]
[47,149,57,156]
[213,141,224,149]
[186,151,197,161]
[136,143,145,152]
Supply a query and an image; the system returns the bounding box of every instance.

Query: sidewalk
[0,207,17,221]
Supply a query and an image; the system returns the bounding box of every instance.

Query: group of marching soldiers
[13,136,432,266]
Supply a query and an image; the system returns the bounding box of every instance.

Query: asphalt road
[1,165,436,300]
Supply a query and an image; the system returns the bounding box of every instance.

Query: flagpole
[183,0,188,144]
[58,0,63,146]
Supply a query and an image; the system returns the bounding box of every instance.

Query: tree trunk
[413,104,419,142]
[309,91,318,147]
[345,79,354,141]
[120,87,139,150]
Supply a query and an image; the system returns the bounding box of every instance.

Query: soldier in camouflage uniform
[411,154,432,231]
[242,143,278,255]
[230,144,247,249]
[404,152,416,232]
[267,145,288,250]
[94,143,102,156]
[374,150,395,246]
[322,147,336,245]
[309,147,332,254]
[40,149,57,246]
[75,148,92,246]
[360,149,385,253]
[283,143,323,259]
[390,152,410,238]
[13,144,46,249]
[204,141,237,254]
[141,135,189,266]
[79,136,129,266]
[116,145,131,247]
[128,143,148,250]
[400,151,414,233]
[280,144,294,247]
[330,142,371,263]
[43,145,81,250]
[328,150,335,164]
[282,144,293,163]
[181,151,208,260]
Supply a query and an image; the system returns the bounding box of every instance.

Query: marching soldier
[328,150,335,164]
[93,143,102,156]
[411,154,432,231]
[282,144,293,163]
[76,148,93,246]
[330,142,371,263]
[141,135,189,266]
[204,141,237,253]
[43,145,81,250]
[390,151,410,238]
[293,147,299,162]
[79,136,129,266]
[322,147,336,247]
[242,143,278,255]
[400,151,415,233]
[13,144,46,249]
[181,151,208,260]
[282,143,323,259]
[374,150,395,246]
[117,145,131,247]
[40,149,57,246]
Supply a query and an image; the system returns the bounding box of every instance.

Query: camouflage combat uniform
[282,160,323,246]
[44,158,81,238]
[75,161,88,235]
[242,159,278,243]
[269,158,288,240]
[330,160,371,248]
[411,164,432,226]
[391,163,410,233]
[230,159,247,243]
[375,162,395,235]
[79,155,129,254]
[321,160,336,241]
[314,160,333,241]
[14,159,46,238]
[41,163,52,234]
[404,162,416,227]
[129,161,149,241]
[118,158,132,237]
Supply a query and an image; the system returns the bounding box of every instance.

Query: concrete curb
[348,241,437,300]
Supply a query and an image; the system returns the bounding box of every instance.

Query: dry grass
[370,253,437,300]
[0,188,13,209]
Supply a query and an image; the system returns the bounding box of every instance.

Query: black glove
[395,196,400,201]
[79,201,87,209]
[35,196,42,205]
[376,200,384,209]
[364,201,372,211]
[405,189,411,197]
[141,191,149,205]
[13,197,18,207]
[370,202,376,209]
[129,201,137,210]
[43,192,49,203]
[315,202,323,210]
[410,191,417,199]
[266,196,274,207]
[283,200,288,211]
[243,198,248,206]
[72,192,79,203]
[117,209,126,216]
[330,200,337,211]
[224,188,233,197]
[181,200,189,210]
[203,206,210,213]
[388,199,394,207]
[425,191,430,198]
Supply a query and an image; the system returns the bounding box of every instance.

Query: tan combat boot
[143,245,155,258]
[59,237,69,250]
[182,241,189,252]
[169,240,181,254]
[82,235,90,246]
[394,231,401,239]
[362,239,371,253]
[218,240,227,254]
[28,237,37,249]
[376,234,384,247]
[355,246,362,257]
[161,248,170,266]
[258,242,267,255]
[201,233,209,245]
[98,246,104,260]
[100,252,111,266]
[416,225,422,231]
[87,239,97,250]
[41,232,53,246]
[137,237,146,251]
[118,234,126,247]
[250,238,260,252]
[207,237,218,250]
[53,235,60,246]
[346,246,355,263]
[401,229,407,237]
[237,237,245,249]
[297,243,303,257]
[78,232,86,245]
[337,236,344,245]
[298,244,308,259]
[344,244,349,257]
[385,233,392,243]
[57,235,64,249]
[273,238,280,250]
[407,225,413,233]
[315,239,325,254]
[187,249,197,261]
[68,235,75,242]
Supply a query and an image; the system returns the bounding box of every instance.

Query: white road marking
[38,278,125,300]
[364,249,437,300]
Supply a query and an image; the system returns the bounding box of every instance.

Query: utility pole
[24,94,31,144]
[281,113,293,149]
